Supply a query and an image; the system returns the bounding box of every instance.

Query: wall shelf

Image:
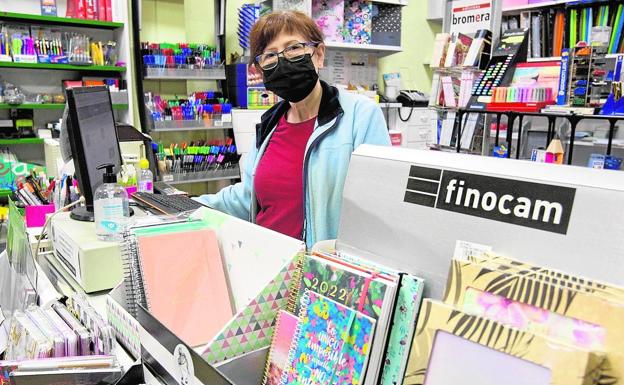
[166,166,241,185]
[143,67,226,80]
[0,103,128,110]
[0,61,126,72]
[0,138,44,145]
[152,120,233,132]
[502,0,573,14]
[0,11,124,29]
[324,42,402,56]
[372,0,408,6]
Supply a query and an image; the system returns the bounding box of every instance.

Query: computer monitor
[65,86,122,222]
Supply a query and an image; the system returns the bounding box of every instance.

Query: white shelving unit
[373,0,408,6]
[324,41,402,56]
[502,0,574,14]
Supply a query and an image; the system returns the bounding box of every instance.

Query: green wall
[141,0,439,91]
[378,3,442,92]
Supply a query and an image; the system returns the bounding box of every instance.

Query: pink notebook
[137,229,233,347]
[263,310,298,385]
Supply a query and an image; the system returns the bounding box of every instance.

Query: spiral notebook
[122,224,233,347]
[262,310,299,385]
[281,289,376,385]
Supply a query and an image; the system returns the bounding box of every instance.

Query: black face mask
[262,54,319,103]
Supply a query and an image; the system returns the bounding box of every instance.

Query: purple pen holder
[25,204,55,228]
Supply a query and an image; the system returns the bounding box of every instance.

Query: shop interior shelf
[0,138,44,145]
[0,103,128,110]
[152,120,233,132]
[503,0,573,13]
[0,62,126,72]
[144,67,226,80]
[0,11,124,29]
[324,42,402,56]
[167,166,241,185]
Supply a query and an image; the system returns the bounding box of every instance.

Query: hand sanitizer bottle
[94,163,129,242]
[137,158,154,193]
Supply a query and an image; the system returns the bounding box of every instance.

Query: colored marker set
[147,92,232,126]
[472,55,513,97]
[141,42,221,69]
[152,138,240,178]
[491,86,554,103]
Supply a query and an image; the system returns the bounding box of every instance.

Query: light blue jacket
[196,81,390,248]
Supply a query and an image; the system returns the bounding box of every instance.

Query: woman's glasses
[255,42,320,71]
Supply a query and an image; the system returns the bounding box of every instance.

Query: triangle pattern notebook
[202,255,303,365]
[136,228,233,347]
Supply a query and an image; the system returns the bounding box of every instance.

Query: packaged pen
[43,307,79,357]
[52,302,93,356]
[26,307,65,358]
[6,311,53,360]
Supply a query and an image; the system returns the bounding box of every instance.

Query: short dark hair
[249,11,324,66]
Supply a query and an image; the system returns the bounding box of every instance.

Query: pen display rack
[153,120,233,131]
[144,67,226,80]
[166,165,240,185]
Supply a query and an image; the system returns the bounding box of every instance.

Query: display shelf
[527,56,562,62]
[527,54,620,62]
[324,42,402,56]
[0,62,126,72]
[166,166,240,185]
[144,67,226,80]
[0,138,44,145]
[0,103,128,110]
[502,0,573,14]
[152,120,233,132]
[0,12,124,29]
[372,0,408,6]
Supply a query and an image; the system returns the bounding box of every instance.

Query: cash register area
[2,0,624,385]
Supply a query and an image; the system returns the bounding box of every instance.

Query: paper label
[450,0,492,34]
[94,198,126,236]
[453,240,493,261]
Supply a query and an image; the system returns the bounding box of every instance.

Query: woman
[197,11,390,248]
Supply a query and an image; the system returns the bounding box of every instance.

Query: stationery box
[372,4,401,46]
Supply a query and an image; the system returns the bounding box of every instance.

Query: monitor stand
[70,205,134,222]
[70,206,94,222]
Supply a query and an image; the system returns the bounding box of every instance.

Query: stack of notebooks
[119,220,234,348]
[502,3,624,58]
[402,250,624,385]
[1,296,120,384]
[110,208,305,360]
[429,30,492,109]
[260,252,425,385]
[430,30,492,69]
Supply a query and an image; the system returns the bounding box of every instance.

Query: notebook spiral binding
[278,288,310,385]
[261,311,286,385]
[120,228,148,318]
[285,252,305,314]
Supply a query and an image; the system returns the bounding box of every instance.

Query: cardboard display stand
[337,144,624,299]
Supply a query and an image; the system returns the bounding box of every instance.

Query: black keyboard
[132,192,205,215]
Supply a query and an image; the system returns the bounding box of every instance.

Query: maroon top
[254,114,315,239]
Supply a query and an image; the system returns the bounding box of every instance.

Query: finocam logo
[403,166,576,234]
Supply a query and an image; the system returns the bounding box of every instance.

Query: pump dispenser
[94,163,129,241]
